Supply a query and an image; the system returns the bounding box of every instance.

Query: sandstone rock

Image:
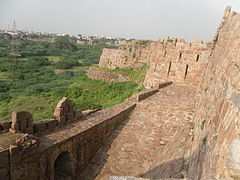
[227,139,240,174]
[54,97,78,124]
[82,109,101,117]
[11,111,33,134]
[0,120,12,131]
[87,67,129,83]
[33,121,48,134]
[75,110,82,119]
[47,119,58,130]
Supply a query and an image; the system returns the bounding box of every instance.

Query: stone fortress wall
[188,7,240,179]
[0,84,163,179]
[1,6,240,180]
[99,39,213,88]
[143,39,213,88]
[97,6,240,179]
[99,41,152,69]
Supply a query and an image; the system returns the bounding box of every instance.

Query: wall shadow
[138,143,208,180]
[77,112,132,180]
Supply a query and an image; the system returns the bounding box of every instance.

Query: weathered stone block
[0,167,9,178]
[0,120,12,131]
[11,111,33,134]
[54,107,64,117]
[0,149,9,168]
[33,121,48,134]
[227,139,240,174]
[75,110,82,119]
[58,116,66,125]
[67,112,75,122]
[47,119,58,130]
[56,97,68,108]
[9,145,21,164]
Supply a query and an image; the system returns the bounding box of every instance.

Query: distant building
[76,40,86,45]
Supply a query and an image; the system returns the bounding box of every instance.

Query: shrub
[54,59,80,69]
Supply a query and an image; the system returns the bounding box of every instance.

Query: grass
[0,74,141,121]
[0,95,58,121]
[200,120,206,130]
[231,175,240,180]
[47,56,60,62]
[0,72,10,81]
[96,64,148,84]
[202,136,208,145]
[45,56,87,74]
[167,39,174,43]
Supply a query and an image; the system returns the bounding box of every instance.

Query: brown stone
[54,107,64,117]
[11,111,33,134]
[0,120,12,131]
[58,116,66,125]
[33,121,48,134]
[66,113,75,122]
[47,119,58,130]
[75,110,82,119]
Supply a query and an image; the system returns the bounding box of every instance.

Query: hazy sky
[1,0,240,42]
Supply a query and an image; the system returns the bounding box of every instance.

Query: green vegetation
[213,135,218,140]
[231,175,240,180]
[202,136,208,145]
[200,120,206,130]
[0,34,142,121]
[137,40,148,47]
[167,39,174,43]
[96,64,148,84]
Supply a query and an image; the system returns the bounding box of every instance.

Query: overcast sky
[1,0,240,42]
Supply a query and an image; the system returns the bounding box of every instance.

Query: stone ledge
[0,120,12,131]
[134,82,172,102]
[109,176,187,180]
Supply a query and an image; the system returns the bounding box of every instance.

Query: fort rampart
[0,84,162,179]
[1,6,240,180]
[99,39,213,88]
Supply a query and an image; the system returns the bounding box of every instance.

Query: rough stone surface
[0,100,136,179]
[87,67,129,83]
[227,139,240,174]
[99,41,151,69]
[2,6,240,180]
[99,39,213,88]
[188,8,240,180]
[11,111,33,134]
[54,97,77,124]
[79,85,195,180]
[0,120,12,131]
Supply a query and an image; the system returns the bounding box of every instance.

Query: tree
[54,36,76,50]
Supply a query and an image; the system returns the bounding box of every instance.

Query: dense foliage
[0,34,141,121]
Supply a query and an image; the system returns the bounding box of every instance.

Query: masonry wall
[99,41,152,69]
[143,39,213,88]
[99,39,212,88]
[188,7,240,179]
[5,101,135,179]
[0,84,161,180]
[0,149,10,179]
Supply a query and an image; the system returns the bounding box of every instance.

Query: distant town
[0,20,133,46]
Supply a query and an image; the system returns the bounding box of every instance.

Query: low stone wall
[131,82,172,102]
[0,97,83,136]
[188,7,240,179]
[0,149,9,179]
[33,118,58,136]
[0,83,168,179]
[0,120,12,131]
[87,67,129,83]
[6,101,136,179]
